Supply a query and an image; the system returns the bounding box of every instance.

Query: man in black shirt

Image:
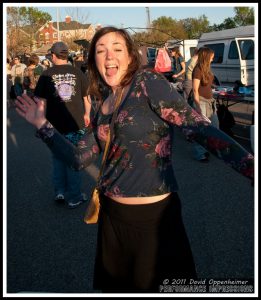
[34,41,91,208]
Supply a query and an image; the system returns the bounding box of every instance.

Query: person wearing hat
[168,46,186,83]
[33,41,92,208]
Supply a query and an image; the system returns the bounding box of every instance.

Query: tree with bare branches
[7,7,51,57]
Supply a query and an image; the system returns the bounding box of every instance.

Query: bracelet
[35,120,54,141]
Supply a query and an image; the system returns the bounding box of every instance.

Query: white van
[197,25,254,86]
[166,39,198,62]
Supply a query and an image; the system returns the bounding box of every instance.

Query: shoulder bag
[84,88,125,224]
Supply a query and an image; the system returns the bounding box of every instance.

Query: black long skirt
[93,192,197,293]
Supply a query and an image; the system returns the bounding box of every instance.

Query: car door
[235,37,254,86]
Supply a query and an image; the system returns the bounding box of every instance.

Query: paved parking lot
[6,104,255,295]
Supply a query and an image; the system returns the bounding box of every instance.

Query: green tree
[209,17,237,31]
[131,31,153,47]
[208,7,254,32]
[19,7,52,51]
[233,7,254,26]
[19,7,51,27]
[7,6,51,56]
[131,16,188,47]
[152,16,188,41]
[181,15,210,39]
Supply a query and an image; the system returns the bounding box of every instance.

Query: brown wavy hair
[28,54,40,66]
[196,47,214,85]
[170,46,182,58]
[87,26,142,100]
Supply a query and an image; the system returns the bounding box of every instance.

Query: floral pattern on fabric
[35,121,55,141]
[116,110,135,127]
[64,128,87,145]
[97,124,110,142]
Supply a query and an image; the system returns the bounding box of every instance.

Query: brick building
[35,16,96,47]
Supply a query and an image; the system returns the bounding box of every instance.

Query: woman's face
[95,32,131,92]
[210,53,214,63]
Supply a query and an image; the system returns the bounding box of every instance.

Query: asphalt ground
[5,103,255,295]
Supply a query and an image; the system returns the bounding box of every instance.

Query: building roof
[52,21,91,31]
[199,25,254,42]
[32,43,53,55]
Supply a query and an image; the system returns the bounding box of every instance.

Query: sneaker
[68,193,87,209]
[55,193,65,203]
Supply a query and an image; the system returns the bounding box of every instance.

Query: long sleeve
[35,121,101,170]
[184,124,254,180]
[142,71,254,180]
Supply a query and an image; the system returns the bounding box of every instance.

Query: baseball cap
[168,45,179,52]
[50,42,69,55]
[166,42,179,51]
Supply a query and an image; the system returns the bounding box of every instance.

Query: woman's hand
[84,112,90,127]
[15,94,47,129]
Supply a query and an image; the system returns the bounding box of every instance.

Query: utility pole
[145,7,151,29]
[56,7,60,41]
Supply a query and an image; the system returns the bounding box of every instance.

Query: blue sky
[5,3,257,29]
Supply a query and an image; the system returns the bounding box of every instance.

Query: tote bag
[154,48,172,73]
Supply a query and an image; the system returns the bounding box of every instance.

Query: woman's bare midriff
[110,192,171,205]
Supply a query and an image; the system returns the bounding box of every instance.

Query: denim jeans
[52,154,83,204]
[192,97,219,160]
[182,79,193,103]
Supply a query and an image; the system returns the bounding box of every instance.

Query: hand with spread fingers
[15,94,47,129]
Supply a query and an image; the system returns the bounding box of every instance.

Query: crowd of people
[7,43,91,208]
[14,27,254,293]
[6,49,88,107]
[149,44,239,160]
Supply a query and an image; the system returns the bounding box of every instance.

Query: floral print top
[36,70,254,197]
